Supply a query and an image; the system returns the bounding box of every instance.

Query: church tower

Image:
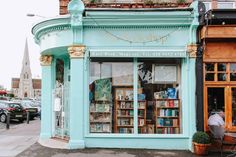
[19,39,34,98]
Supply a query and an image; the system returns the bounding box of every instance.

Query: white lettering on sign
[90,51,186,58]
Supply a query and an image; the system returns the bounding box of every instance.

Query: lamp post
[26,13,46,18]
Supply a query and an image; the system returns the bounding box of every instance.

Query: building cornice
[32,10,195,42]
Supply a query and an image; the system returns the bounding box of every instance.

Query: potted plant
[192,131,211,155]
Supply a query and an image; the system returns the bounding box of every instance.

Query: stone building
[11,40,41,100]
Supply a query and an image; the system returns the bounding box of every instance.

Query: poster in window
[153,65,177,83]
[94,78,112,101]
[112,63,133,86]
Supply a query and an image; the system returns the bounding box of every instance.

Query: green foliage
[177,0,186,3]
[192,131,211,144]
[144,0,154,5]
[90,0,96,3]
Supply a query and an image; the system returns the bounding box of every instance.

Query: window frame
[87,58,184,137]
[218,2,235,9]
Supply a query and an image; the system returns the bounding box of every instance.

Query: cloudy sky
[0,0,59,90]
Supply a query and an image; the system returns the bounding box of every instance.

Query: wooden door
[204,86,227,131]
[228,86,236,132]
[204,86,236,132]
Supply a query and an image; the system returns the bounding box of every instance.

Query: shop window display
[89,59,182,134]
[89,59,134,134]
[138,59,182,134]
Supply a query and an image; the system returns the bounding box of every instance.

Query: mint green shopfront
[33,0,199,151]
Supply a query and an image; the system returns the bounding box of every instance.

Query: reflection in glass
[218,73,226,81]
[230,64,236,72]
[138,60,181,134]
[205,73,214,81]
[218,63,226,71]
[89,60,133,134]
[207,88,225,117]
[230,73,236,81]
[232,88,236,126]
[205,63,214,71]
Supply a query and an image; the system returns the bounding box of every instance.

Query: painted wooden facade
[199,10,236,133]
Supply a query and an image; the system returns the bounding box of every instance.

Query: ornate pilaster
[68,45,86,58]
[187,44,197,58]
[40,55,53,66]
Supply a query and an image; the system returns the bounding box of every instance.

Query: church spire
[19,38,33,98]
[22,39,30,69]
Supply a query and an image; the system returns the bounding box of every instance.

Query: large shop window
[89,58,182,134]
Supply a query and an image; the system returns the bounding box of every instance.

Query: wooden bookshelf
[114,88,146,133]
[154,99,181,134]
[89,101,112,133]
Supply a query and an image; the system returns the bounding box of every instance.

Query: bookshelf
[114,88,146,133]
[89,101,112,133]
[154,99,180,134]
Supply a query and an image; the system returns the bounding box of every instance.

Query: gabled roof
[12,78,20,88]
[32,79,41,89]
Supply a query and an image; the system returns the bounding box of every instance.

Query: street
[0,119,226,157]
[0,118,40,157]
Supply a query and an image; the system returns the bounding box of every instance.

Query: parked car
[20,101,39,120]
[31,101,41,119]
[0,101,26,123]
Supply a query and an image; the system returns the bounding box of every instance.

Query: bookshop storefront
[33,0,199,150]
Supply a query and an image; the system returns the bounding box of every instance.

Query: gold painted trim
[40,55,53,66]
[187,44,197,58]
[68,45,86,58]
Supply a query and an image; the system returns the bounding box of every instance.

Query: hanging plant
[144,0,154,5]
[90,0,96,3]
[177,0,186,4]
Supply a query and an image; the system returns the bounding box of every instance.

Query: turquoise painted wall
[33,0,199,150]
[40,63,54,139]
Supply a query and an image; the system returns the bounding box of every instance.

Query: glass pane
[138,59,181,134]
[218,63,226,71]
[230,73,236,81]
[205,73,214,81]
[218,73,226,81]
[232,88,236,126]
[218,2,234,9]
[230,64,236,72]
[203,2,211,11]
[89,60,133,134]
[207,88,225,116]
[205,63,214,71]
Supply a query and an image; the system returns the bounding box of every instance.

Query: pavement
[16,143,225,157]
[0,119,40,157]
[0,118,232,157]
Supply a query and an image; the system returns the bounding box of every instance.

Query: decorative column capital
[68,45,86,58]
[187,44,198,58]
[40,55,53,66]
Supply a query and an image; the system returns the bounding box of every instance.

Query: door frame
[228,86,236,132]
[204,85,236,132]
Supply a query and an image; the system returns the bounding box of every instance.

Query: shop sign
[90,50,186,58]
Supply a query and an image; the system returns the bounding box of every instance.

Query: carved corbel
[40,55,53,66]
[68,45,86,58]
[187,44,198,58]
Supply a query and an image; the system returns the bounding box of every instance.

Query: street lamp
[26,13,46,18]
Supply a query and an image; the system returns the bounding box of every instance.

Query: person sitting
[208,110,225,139]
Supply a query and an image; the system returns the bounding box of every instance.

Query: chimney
[59,0,70,15]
